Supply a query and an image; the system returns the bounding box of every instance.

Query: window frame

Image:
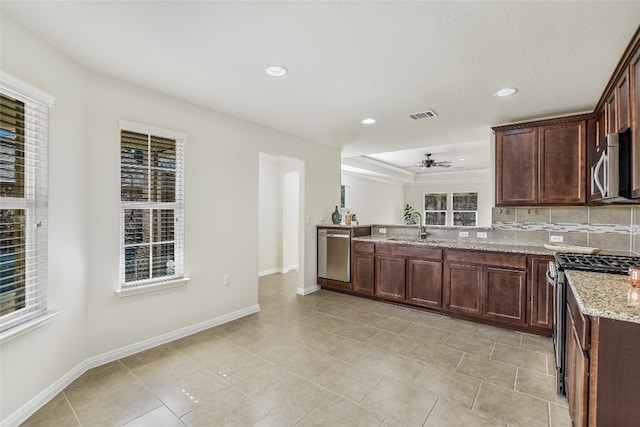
[117,120,188,296]
[422,191,479,227]
[0,71,56,341]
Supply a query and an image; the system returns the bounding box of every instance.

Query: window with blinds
[119,122,185,290]
[0,77,52,333]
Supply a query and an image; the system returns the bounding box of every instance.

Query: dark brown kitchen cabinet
[564,283,640,426]
[375,255,405,301]
[406,258,443,308]
[445,250,528,326]
[445,263,483,316]
[352,241,374,295]
[483,268,527,326]
[529,256,554,331]
[615,70,631,132]
[494,117,587,206]
[495,127,538,206]
[539,121,587,204]
[565,301,589,427]
[631,47,640,198]
[605,91,616,135]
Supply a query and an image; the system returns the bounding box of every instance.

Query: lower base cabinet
[352,242,375,295]
[345,242,553,337]
[445,263,483,316]
[565,285,640,426]
[406,258,443,308]
[375,255,406,301]
[445,250,528,327]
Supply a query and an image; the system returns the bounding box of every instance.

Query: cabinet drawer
[353,241,375,254]
[376,244,443,260]
[446,249,526,269]
[567,285,590,350]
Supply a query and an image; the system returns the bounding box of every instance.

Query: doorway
[258,153,303,293]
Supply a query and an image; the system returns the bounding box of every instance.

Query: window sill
[115,277,190,297]
[0,310,62,345]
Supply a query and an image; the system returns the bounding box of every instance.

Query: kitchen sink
[386,236,445,244]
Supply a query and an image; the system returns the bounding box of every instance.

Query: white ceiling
[3,1,639,179]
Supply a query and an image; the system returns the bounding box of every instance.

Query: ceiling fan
[406,153,452,170]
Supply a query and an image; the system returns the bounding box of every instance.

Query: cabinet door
[352,252,374,295]
[375,255,405,301]
[406,259,443,308]
[530,256,554,330]
[605,91,616,135]
[445,263,482,316]
[495,128,538,206]
[483,267,527,326]
[566,307,589,426]
[539,121,586,204]
[631,48,640,198]
[617,70,631,132]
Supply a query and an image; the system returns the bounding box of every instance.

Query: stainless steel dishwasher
[317,228,351,282]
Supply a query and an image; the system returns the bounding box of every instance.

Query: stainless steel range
[548,252,640,395]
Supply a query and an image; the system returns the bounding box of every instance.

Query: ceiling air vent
[409,110,438,120]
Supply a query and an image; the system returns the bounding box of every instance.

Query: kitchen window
[452,192,478,227]
[1,73,54,337]
[423,192,478,227]
[423,193,448,226]
[118,121,187,295]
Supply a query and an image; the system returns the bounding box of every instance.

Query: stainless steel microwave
[591,129,636,203]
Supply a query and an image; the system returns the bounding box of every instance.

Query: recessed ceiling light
[361,118,376,125]
[265,65,288,77]
[495,87,518,97]
[458,158,465,161]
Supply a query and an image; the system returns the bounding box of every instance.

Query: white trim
[119,119,188,142]
[0,70,55,106]
[115,277,190,297]
[0,304,260,427]
[283,264,299,273]
[0,310,62,345]
[298,284,320,295]
[259,268,283,277]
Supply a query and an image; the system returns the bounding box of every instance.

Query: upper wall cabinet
[593,27,640,200]
[494,117,587,206]
[630,47,640,198]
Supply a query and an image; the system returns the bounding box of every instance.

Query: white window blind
[119,121,185,291]
[0,73,53,333]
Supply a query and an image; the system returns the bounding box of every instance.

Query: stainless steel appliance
[548,252,640,395]
[591,129,636,203]
[317,228,351,282]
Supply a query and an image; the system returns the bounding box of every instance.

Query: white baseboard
[259,268,282,277]
[283,264,298,273]
[297,284,320,295]
[1,304,261,427]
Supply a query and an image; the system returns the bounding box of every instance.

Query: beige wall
[1,12,340,422]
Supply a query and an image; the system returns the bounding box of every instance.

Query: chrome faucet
[411,212,428,240]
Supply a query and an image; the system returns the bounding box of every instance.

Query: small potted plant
[404,204,417,225]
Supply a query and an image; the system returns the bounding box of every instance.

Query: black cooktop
[555,253,640,275]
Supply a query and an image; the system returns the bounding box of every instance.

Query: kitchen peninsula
[562,271,640,426]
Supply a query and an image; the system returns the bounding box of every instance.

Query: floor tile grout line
[62,390,83,427]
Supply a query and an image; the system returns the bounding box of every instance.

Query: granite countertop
[565,270,640,324]
[353,235,556,256]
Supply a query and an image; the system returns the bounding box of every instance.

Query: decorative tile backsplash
[491,206,638,253]
[373,206,639,254]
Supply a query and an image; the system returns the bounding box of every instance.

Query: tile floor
[23,272,572,426]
